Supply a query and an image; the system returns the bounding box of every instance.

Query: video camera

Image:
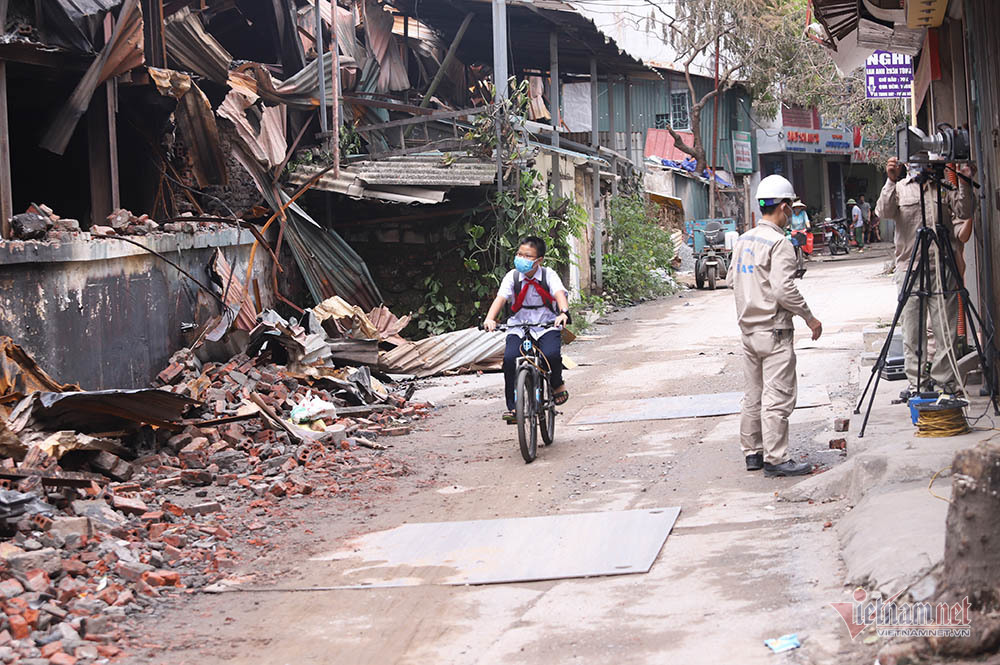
[896,123,971,164]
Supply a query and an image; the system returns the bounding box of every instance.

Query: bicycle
[490,322,559,463]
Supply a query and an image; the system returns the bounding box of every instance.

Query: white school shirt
[498,266,567,338]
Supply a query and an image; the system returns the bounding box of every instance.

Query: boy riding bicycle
[482,236,571,422]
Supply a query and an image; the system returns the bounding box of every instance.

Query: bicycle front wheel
[539,375,556,446]
[515,367,538,463]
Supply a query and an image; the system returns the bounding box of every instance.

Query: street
[129,246,903,665]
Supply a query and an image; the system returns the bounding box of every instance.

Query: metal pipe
[591,56,602,292]
[315,0,327,134]
[420,13,474,108]
[330,8,340,179]
[709,33,720,219]
[492,0,508,194]
[550,30,560,199]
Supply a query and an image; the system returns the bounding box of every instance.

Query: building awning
[811,0,926,72]
[648,191,683,212]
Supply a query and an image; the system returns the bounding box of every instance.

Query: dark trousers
[503,333,563,411]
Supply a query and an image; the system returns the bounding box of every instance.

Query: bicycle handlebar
[480,322,557,332]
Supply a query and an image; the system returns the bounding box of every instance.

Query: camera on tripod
[896,123,971,164]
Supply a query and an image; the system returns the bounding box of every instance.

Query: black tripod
[855,165,999,437]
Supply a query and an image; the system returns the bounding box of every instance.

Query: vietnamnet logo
[831,588,972,639]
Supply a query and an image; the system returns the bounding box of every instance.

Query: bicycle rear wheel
[515,367,537,463]
[539,375,556,446]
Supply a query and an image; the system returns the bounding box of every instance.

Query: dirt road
[137,247,897,665]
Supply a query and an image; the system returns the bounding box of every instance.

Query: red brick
[23,569,51,593]
[96,644,122,657]
[5,596,28,614]
[0,629,10,645]
[147,522,172,540]
[111,494,148,516]
[40,641,63,658]
[8,615,29,640]
[23,608,39,627]
[162,533,187,548]
[49,652,78,665]
[159,571,181,586]
[157,363,184,385]
[140,511,164,522]
[154,476,183,489]
[142,571,166,587]
[112,589,134,606]
[180,469,213,486]
[163,544,183,562]
[61,558,88,577]
[267,481,287,497]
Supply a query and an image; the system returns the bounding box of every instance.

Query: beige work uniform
[726,221,815,464]
[875,175,974,390]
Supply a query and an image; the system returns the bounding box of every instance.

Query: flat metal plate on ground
[569,385,831,425]
[311,507,680,588]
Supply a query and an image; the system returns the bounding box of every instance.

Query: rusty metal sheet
[0,338,79,411]
[40,0,145,155]
[209,249,257,332]
[163,6,233,83]
[569,386,832,426]
[42,0,122,53]
[7,389,199,433]
[174,82,228,187]
[310,507,681,588]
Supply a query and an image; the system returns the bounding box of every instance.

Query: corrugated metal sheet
[379,327,505,377]
[355,155,496,187]
[164,6,233,83]
[288,165,448,205]
[595,77,756,172]
[43,0,122,52]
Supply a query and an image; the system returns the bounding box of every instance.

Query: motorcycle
[788,229,812,278]
[823,217,850,256]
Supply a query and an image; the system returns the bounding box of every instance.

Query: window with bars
[670,91,690,130]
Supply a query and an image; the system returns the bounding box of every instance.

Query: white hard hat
[755,175,797,206]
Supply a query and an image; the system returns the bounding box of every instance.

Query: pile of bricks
[0,345,433,663]
[7,204,237,244]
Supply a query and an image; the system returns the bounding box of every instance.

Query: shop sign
[865,50,913,99]
[732,131,753,174]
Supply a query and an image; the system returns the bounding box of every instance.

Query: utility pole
[709,32,720,219]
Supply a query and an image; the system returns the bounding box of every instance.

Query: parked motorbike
[823,217,850,256]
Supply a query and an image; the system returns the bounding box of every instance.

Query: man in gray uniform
[727,175,823,477]
[875,157,976,396]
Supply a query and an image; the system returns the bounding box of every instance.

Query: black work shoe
[763,460,813,477]
[745,453,764,471]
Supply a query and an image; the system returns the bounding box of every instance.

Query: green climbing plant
[602,194,677,304]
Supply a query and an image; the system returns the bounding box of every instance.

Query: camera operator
[875,156,977,397]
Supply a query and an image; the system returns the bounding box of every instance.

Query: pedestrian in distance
[483,236,571,423]
[849,198,864,251]
[726,175,822,477]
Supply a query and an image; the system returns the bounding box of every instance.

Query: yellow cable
[928,465,952,503]
[915,407,969,437]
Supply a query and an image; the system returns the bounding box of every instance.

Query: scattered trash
[290,392,339,424]
[764,633,801,653]
[829,438,847,450]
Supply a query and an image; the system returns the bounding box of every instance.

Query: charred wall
[0,229,275,389]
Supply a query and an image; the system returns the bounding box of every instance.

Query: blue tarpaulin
[657,157,733,187]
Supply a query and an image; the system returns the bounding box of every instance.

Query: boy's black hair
[759,199,792,216]
[518,235,547,257]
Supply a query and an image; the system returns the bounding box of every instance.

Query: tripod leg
[856,243,925,437]
[855,244,922,412]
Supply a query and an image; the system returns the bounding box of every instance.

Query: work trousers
[895,261,960,390]
[740,330,797,465]
[504,332,563,411]
[855,226,864,248]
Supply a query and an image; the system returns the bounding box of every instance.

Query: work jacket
[726,220,814,334]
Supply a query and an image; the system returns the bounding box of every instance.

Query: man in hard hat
[876,157,976,396]
[726,174,823,477]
